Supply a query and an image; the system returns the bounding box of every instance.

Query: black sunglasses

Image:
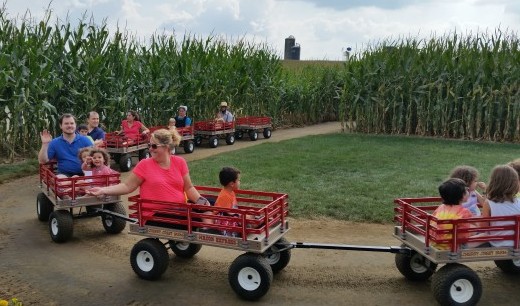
[148,143,165,149]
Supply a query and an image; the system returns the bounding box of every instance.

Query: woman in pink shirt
[87,128,209,212]
[116,110,150,140]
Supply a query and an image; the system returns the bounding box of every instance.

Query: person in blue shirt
[38,113,93,176]
[174,105,192,127]
[86,111,105,146]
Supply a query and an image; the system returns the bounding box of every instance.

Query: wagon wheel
[138,148,150,160]
[494,259,520,274]
[119,154,132,172]
[431,263,482,306]
[228,253,273,301]
[37,192,54,222]
[194,136,203,146]
[209,136,219,148]
[226,133,235,145]
[249,130,258,141]
[183,140,195,153]
[130,238,169,280]
[168,241,202,258]
[263,128,272,139]
[170,146,176,155]
[235,131,243,139]
[263,237,291,273]
[101,202,127,234]
[48,210,74,243]
[395,249,437,281]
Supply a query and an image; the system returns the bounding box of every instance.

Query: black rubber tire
[263,128,272,139]
[102,202,127,234]
[249,130,258,141]
[225,133,235,145]
[138,148,150,160]
[395,249,437,281]
[432,263,482,306]
[37,192,54,222]
[235,131,243,139]
[119,154,132,172]
[168,241,202,258]
[48,210,74,243]
[183,140,195,153]
[263,237,291,273]
[130,238,169,280]
[228,253,273,301]
[194,136,202,147]
[209,136,218,148]
[494,259,520,274]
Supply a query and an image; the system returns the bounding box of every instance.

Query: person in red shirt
[86,129,210,227]
[116,110,150,141]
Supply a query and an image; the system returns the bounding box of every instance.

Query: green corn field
[0,6,518,162]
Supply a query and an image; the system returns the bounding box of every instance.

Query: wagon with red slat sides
[36,162,127,243]
[194,120,235,148]
[393,197,520,305]
[102,132,150,172]
[127,186,290,301]
[234,116,272,141]
[148,125,195,154]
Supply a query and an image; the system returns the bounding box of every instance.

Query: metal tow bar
[289,242,410,254]
[94,208,138,223]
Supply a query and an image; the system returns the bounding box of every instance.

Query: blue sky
[3,0,519,60]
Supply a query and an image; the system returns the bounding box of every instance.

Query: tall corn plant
[340,29,520,141]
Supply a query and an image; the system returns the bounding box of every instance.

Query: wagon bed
[393,196,520,305]
[234,116,272,141]
[126,186,290,301]
[102,132,151,171]
[194,120,236,148]
[37,162,127,243]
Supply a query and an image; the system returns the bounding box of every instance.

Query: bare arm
[481,199,491,217]
[183,173,204,203]
[38,130,52,164]
[140,123,150,135]
[87,172,143,196]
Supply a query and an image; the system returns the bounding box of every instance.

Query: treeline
[0,6,518,162]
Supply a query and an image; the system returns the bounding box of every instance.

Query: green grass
[189,133,520,223]
[0,159,39,184]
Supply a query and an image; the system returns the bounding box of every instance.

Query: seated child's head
[439,178,468,205]
[487,165,519,202]
[168,118,176,127]
[507,159,520,182]
[90,148,110,167]
[219,167,241,190]
[78,147,92,163]
[78,124,89,136]
[450,165,479,191]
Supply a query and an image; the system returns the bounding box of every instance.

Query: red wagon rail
[194,120,236,148]
[102,132,151,171]
[37,162,126,243]
[235,116,272,141]
[392,196,520,305]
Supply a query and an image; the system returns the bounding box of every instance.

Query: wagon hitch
[289,242,410,254]
[93,208,138,223]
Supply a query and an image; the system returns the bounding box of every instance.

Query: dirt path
[0,122,518,305]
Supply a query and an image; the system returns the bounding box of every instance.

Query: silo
[290,44,301,60]
[284,35,296,60]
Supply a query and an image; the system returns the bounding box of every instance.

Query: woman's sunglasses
[148,143,165,149]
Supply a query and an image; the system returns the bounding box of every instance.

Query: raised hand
[40,130,52,144]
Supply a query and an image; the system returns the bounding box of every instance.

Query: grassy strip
[189,133,520,223]
[0,159,39,184]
